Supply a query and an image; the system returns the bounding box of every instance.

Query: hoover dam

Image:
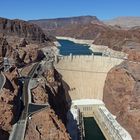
[54,39,132,140]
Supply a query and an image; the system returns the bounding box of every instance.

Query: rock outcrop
[31,83,48,104]
[122,41,140,61]
[103,16,140,28]
[0,67,20,140]
[0,17,60,140]
[30,15,103,31]
[0,35,13,58]
[25,109,70,140]
[25,66,70,140]
[0,17,54,67]
[0,17,51,43]
[104,61,140,140]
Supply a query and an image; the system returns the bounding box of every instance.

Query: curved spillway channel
[58,39,93,55]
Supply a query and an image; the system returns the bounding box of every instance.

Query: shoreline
[53,41,61,47]
[56,36,94,45]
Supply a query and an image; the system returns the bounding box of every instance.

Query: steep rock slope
[0,67,20,140]
[30,16,140,54]
[25,65,70,140]
[104,61,140,140]
[104,16,140,28]
[0,17,55,140]
[0,17,54,66]
[0,17,50,43]
[30,15,103,31]
[25,109,70,140]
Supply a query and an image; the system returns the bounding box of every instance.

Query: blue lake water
[58,39,93,55]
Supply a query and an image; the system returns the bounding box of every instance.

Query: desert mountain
[0,17,54,67]
[104,16,140,28]
[0,17,51,43]
[30,15,103,30]
[31,16,140,53]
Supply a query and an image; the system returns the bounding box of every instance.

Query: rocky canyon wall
[104,61,140,140]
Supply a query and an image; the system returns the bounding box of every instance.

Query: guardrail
[79,112,85,140]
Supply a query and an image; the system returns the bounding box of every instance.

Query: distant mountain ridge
[0,17,50,43]
[29,15,104,30]
[30,15,140,55]
[104,16,140,28]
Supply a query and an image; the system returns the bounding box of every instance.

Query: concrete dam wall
[55,55,124,101]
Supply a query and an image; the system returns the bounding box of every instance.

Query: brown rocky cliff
[122,41,140,61]
[44,69,68,125]
[30,16,103,31]
[0,17,50,43]
[25,67,70,140]
[31,83,48,104]
[0,35,13,58]
[25,109,70,140]
[0,34,49,67]
[31,16,140,53]
[0,17,54,66]
[0,68,20,140]
[103,62,140,140]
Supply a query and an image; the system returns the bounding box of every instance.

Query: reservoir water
[58,39,93,55]
[84,117,106,140]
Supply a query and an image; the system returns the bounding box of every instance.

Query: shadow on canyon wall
[48,69,79,139]
[45,69,72,125]
[0,129,9,140]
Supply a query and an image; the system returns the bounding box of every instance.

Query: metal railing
[78,112,85,140]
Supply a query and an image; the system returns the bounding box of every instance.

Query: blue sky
[0,0,140,20]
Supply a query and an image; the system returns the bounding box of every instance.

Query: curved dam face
[54,55,124,101]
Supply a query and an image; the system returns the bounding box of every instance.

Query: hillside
[0,17,52,43]
[30,15,103,28]
[104,16,140,28]
[0,17,70,140]
[0,17,54,67]
[30,15,104,34]
[30,16,140,53]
